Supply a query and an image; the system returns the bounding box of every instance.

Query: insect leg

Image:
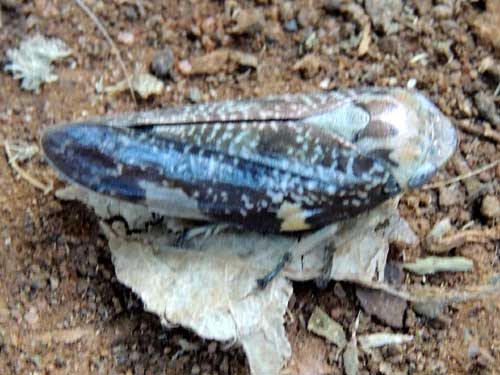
[256,251,292,289]
[175,223,236,248]
[315,242,336,289]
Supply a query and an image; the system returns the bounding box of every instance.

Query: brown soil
[0,1,498,374]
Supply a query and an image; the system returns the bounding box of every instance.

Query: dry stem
[423,158,500,190]
[4,140,53,194]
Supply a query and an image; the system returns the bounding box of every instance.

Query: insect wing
[97,91,351,128]
[42,119,400,232]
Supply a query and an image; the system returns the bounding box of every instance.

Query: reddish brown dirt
[0,1,498,374]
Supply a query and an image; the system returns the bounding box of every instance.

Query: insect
[42,88,457,233]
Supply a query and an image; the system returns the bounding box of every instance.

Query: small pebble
[151,46,175,79]
[433,4,453,19]
[438,185,463,207]
[365,0,402,34]
[480,195,500,219]
[283,18,298,32]
[117,31,135,45]
[319,78,330,90]
[307,306,347,349]
[296,7,320,28]
[333,282,346,299]
[24,306,39,325]
[474,92,500,126]
[188,87,203,103]
[191,364,201,375]
[228,9,263,35]
[178,60,192,75]
[123,5,139,21]
[343,338,359,375]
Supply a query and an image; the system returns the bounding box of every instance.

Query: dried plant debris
[358,333,413,351]
[307,306,347,349]
[104,224,292,375]
[4,34,71,91]
[105,72,164,99]
[56,187,418,374]
[403,256,474,276]
[49,182,499,375]
[51,182,492,375]
[4,140,53,194]
[425,218,499,254]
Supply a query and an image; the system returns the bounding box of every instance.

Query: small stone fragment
[480,195,500,219]
[474,92,500,126]
[343,338,359,375]
[123,4,139,21]
[183,50,229,75]
[178,60,193,75]
[307,306,347,349]
[296,7,320,28]
[283,18,298,32]
[228,8,263,35]
[412,301,447,319]
[432,4,453,19]
[403,256,473,276]
[188,86,203,103]
[358,333,413,351]
[105,72,164,99]
[364,0,402,34]
[425,218,464,254]
[478,56,500,78]
[355,288,407,328]
[201,17,217,34]
[319,78,330,90]
[24,306,39,325]
[384,262,404,286]
[466,330,495,369]
[131,73,164,99]
[279,1,296,23]
[411,0,432,16]
[231,51,258,68]
[472,0,500,50]
[117,31,135,45]
[438,185,463,207]
[179,49,258,76]
[292,54,322,78]
[300,31,319,54]
[151,46,174,79]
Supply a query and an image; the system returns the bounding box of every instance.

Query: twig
[4,140,53,194]
[73,0,136,103]
[423,158,500,190]
[426,225,500,254]
[457,120,500,143]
